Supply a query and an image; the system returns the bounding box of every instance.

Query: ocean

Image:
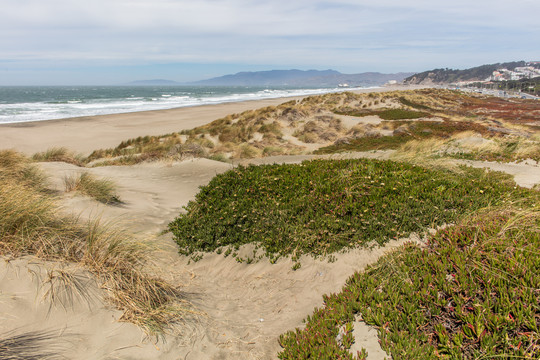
[0,85,373,124]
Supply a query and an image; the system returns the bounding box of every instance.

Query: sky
[1,0,539,85]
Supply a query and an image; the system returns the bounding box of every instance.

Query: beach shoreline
[0,85,418,155]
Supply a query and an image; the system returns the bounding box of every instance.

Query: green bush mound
[168,159,529,261]
[278,208,539,359]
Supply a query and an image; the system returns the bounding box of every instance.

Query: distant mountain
[127,79,181,86]
[403,61,540,85]
[190,69,414,87]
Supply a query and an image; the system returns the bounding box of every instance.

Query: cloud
[1,0,539,84]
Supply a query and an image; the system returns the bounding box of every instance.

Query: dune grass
[450,134,540,163]
[391,132,540,164]
[32,147,86,167]
[64,172,122,204]
[0,150,185,336]
[168,158,534,263]
[278,207,540,359]
[0,329,65,360]
[0,150,48,190]
[54,89,538,166]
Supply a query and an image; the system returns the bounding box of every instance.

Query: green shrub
[168,159,531,261]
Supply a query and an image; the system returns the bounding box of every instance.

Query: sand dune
[2,87,538,359]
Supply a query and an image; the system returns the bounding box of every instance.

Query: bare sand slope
[39,158,234,235]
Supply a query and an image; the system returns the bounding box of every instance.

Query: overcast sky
[1,0,539,85]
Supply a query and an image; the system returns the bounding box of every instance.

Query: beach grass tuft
[0,150,48,190]
[32,147,86,167]
[64,172,122,204]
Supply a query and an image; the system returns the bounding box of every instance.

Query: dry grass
[391,131,540,163]
[0,150,48,190]
[32,147,86,167]
[0,150,187,336]
[64,172,122,204]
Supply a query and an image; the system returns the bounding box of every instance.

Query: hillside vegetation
[278,207,539,359]
[44,88,538,167]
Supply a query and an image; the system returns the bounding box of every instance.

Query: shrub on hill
[168,159,531,261]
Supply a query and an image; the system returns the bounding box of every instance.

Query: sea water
[0,85,373,124]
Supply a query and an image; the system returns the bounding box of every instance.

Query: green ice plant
[168,158,531,261]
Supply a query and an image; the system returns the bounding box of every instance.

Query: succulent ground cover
[278,207,539,359]
[168,158,531,262]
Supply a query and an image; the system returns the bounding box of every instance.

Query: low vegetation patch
[32,147,86,167]
[315,120,490,154]
[335,108,429,121]
[64,172,122,204]
[0,150,185,336]
[168,158,530,261]
[278,208,539,359]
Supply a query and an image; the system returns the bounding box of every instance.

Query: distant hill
[190,69,414,87]
[403,61,540,85]
[127,79,182,86]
